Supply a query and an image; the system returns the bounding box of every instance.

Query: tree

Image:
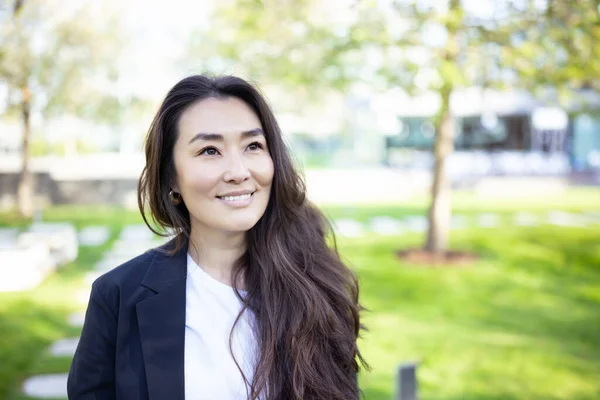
[499,0,600,98]
[188,0,533,255]
[345,0,534,254]
[0,0,123,217]
[345,1,599,254]
[393,0,467,254]
[187,0,377,104]
[402,0,600,253]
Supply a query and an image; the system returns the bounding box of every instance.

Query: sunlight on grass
[0,188,599,400]
[351,224,600,400]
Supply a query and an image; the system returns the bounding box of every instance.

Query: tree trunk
[425,88,455,253]
[14,0,25,14]
[424,0,461,254]
[17,85,34,218]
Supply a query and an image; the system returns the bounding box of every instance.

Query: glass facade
[572,114,600,170]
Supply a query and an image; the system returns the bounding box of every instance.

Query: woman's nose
[223,153,251,183]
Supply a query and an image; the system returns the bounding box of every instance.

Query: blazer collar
[141,237,188,293]
[137,236,188,400]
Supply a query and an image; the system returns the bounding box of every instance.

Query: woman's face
[172,96,274,236]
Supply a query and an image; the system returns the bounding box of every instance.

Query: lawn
[0,189,599,400]
[348,226,600,400]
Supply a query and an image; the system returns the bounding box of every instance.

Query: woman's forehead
[178,97,262,140]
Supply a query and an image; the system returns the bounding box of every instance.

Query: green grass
[0,205,143,230]
[322,187,600,222]
[350,226,600,400]
[0,188,599,399]
[0,233,118,400]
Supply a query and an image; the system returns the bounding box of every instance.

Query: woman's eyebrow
[188,128,264,145]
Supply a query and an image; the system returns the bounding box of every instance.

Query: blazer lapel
[137,239,188,400]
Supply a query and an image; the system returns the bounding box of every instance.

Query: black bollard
[395,362,418,400]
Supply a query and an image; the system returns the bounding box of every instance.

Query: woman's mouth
[218,193,251,202]
[216,192,255,207]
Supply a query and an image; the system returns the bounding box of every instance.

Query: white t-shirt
[184,253,259,400]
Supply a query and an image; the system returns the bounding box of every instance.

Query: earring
[169,190,182,205]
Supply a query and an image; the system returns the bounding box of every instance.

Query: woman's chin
[220,218,261,234]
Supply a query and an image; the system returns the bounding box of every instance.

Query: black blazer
[68,239,189,400]
[68,239,360,400]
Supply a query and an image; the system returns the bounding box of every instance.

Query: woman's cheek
[258,158,275,185]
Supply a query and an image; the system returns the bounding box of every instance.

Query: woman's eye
[199,147,219,156]
[247,142,263,151]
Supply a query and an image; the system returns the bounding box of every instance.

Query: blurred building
[381,88,600,178]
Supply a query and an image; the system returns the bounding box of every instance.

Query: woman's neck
[187,227,246,287]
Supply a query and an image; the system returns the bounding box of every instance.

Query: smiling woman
[66,75,368,400]
[173,97,274,236]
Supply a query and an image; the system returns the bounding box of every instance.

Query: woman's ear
[170,175,180,193]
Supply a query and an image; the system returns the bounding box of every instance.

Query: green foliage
[498,0,600,103]
[28,138,98,156]
[198,0,600,107]
[28,137,50,157]
[187,0,367,98]
[0,0,125,123]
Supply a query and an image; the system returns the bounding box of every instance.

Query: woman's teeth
[220,193,252,202]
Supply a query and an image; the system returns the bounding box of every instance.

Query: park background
[1,0,600,399]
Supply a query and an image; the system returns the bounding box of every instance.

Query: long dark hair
[138,74,368,399]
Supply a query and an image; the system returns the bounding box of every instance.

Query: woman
[67,75,367,400]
